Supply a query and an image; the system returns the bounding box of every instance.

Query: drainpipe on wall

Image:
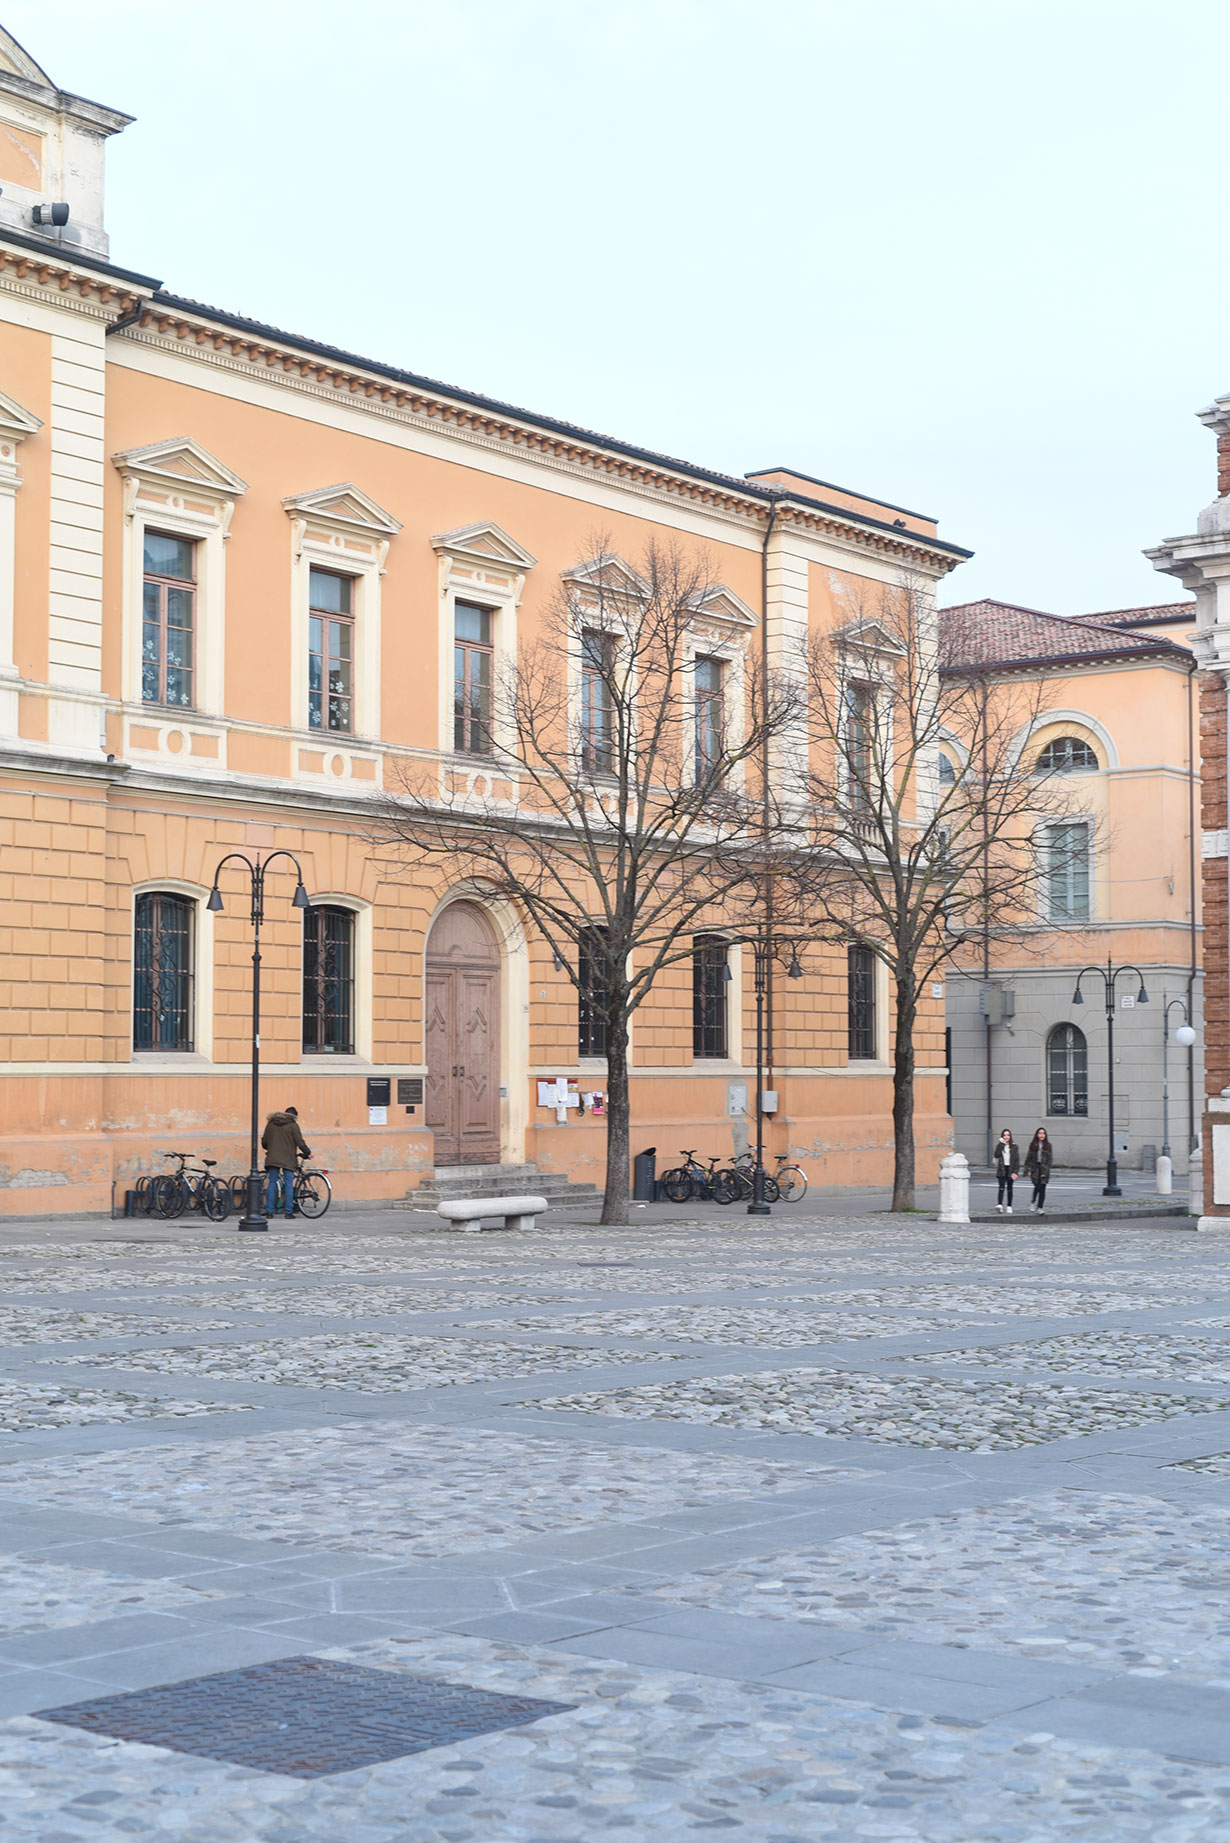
[761,497,779,1098]
[1187,657,1199,1152]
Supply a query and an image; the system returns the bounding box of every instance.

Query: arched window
[303,906,355,1054]
[133,892,195,1051]
[1037,736,1099,774]
[1047,1022,1088,1116]
[938,751,956,785]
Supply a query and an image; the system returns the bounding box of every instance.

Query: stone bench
[436,1194,549,1233]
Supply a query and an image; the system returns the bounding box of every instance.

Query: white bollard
[1155,1154,1173,1196]
[938,1152,970,1223]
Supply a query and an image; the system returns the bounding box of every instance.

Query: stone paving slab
[4,1209,1230,1836]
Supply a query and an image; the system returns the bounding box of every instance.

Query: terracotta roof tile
[939,598,1186,670]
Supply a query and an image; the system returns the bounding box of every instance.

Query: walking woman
[994,1127,1019,1213]
[1024,1127,1053,1213]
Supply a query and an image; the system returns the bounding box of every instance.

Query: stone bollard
[938,1152,970,1223]
[1156,1154,1173,1196]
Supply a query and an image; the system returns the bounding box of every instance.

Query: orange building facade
[0,27,968,1215]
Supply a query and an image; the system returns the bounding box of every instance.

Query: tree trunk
[891,973,916,1212]
[601,1010,631,1226]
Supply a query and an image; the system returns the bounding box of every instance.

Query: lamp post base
[1102,1156,1121,1198]
[747,1168,771,1217]
[238,1170,268,1232]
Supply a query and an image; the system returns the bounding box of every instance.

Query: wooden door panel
[458,970,498,1156]
[424,970,457,1162]
[425,902,501,1168]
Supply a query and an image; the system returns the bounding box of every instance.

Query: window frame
[141,530,197,711]
[133,890,196,1054]
[1047,1021,1088,1116]
[453,600,495,756]
[1036,735,1099,775]
[307,565,356,736]
[694,654,726,780]
[845,678,876,815]
[581,626,616,774]
[1044,819,1092,923]
[692,934,730,1060]
[302,903,356,1056]
[847,943,877,1061]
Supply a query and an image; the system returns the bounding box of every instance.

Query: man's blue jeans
[266,1167,295,1216]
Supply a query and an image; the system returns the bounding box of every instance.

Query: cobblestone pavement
[3,1209,1230,1838]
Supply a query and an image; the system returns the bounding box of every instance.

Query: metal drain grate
[35,1655,575,1778]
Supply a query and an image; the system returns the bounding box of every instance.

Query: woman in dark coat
[994,1128,1019,1213]
[1024,1127,1053,1213]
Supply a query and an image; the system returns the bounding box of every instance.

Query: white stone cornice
[1148,529,1230,677]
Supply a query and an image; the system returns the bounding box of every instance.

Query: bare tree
[790,577,1092,1211]
[373,538,803,1225]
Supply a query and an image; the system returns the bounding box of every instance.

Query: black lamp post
[207,852,311,1232]
[1071,954,1149,1197]
[1161,996,1197,1162]
[747,929,805,1217]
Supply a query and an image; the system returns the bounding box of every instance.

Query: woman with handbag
[994,1128,1019,1213]
[1024,1127,1053,1213]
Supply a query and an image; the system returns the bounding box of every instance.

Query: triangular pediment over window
[431,522,536,570]
[283,483,402,538]
[112,438,248,497]
[690,584,758,629]
[562,552,648,598]
[0,388,42,442]
[835,616,907,659]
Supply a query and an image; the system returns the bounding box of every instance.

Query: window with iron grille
[308,568,354,733]
[1037,736,1098,774]
[453,602,494,754]
[1047,1021,1088,1115]
[694,655,725,778]
[142,532,196,709]
[133,892,195,1052]
[847,944,876,1059]
[845,680,875,814]
[693,935,729,1059]
[578,927,608,1058]
[303,905,355,1054]
[581,629,614,771]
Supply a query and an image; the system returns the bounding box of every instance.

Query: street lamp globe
[1176,1024,1197,1048]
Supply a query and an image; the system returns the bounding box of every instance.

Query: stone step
[393,1162,602,1210]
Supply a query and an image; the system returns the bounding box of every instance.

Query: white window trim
[130,880,215,1063]
[114,440,247,720]
[301,894,372,1063]
[0,390,41,735]
[684,630,748,789]
[432,525,534,759]
[286,489,399,744]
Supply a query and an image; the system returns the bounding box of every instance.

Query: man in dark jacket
[262,1106,311,1218]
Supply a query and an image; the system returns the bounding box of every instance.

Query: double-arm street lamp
[745,928,805,1217]
[207,852,311,1232]
[1071,954,1149,1197]
[1162,995,1197,1163]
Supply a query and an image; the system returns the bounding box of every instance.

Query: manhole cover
[35,1656,575,1778]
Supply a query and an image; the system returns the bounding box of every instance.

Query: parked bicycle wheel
[660,1167,694,1203]
[762,1174,781,1203]
[148,1173,180,1219]
[229,1173,249,1210]
[776,1166,808,1202]
[202,1176,231,1222]
[731,1165,754,1200]
[133,1174,153,1216]
[712,1168,740,1205]
[295,1170,332,1218]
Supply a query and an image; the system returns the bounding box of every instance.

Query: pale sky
[11,0,1227,613]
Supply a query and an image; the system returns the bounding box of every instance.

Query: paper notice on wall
[368,1105,387,1126]
[537,1080,558,1107]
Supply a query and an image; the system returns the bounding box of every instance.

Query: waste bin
[633,1147,657,1201]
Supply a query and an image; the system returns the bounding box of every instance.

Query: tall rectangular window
[581,629,614,771]
[1046,822,1090,921]
[142,532,196,708]
[693,935,729,1059]
[848,944,876,1059]
[845,680,874,814]
[453,602,493,754]
[303,905,355,1054]
[133,892,195,1051]
[308,568,353,733]
[694,655,725,778]
[578,927,608,1058]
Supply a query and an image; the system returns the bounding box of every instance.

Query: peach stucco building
[0,25,970,1215]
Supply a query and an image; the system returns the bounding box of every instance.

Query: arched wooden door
[425,901,501,1166]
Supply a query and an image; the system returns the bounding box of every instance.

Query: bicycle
[149,1150,231,1222]
[293,1156,332,1219]
[659,1149,739,1205]
[729,1152,782,1204]
[772,1153,808,1202]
